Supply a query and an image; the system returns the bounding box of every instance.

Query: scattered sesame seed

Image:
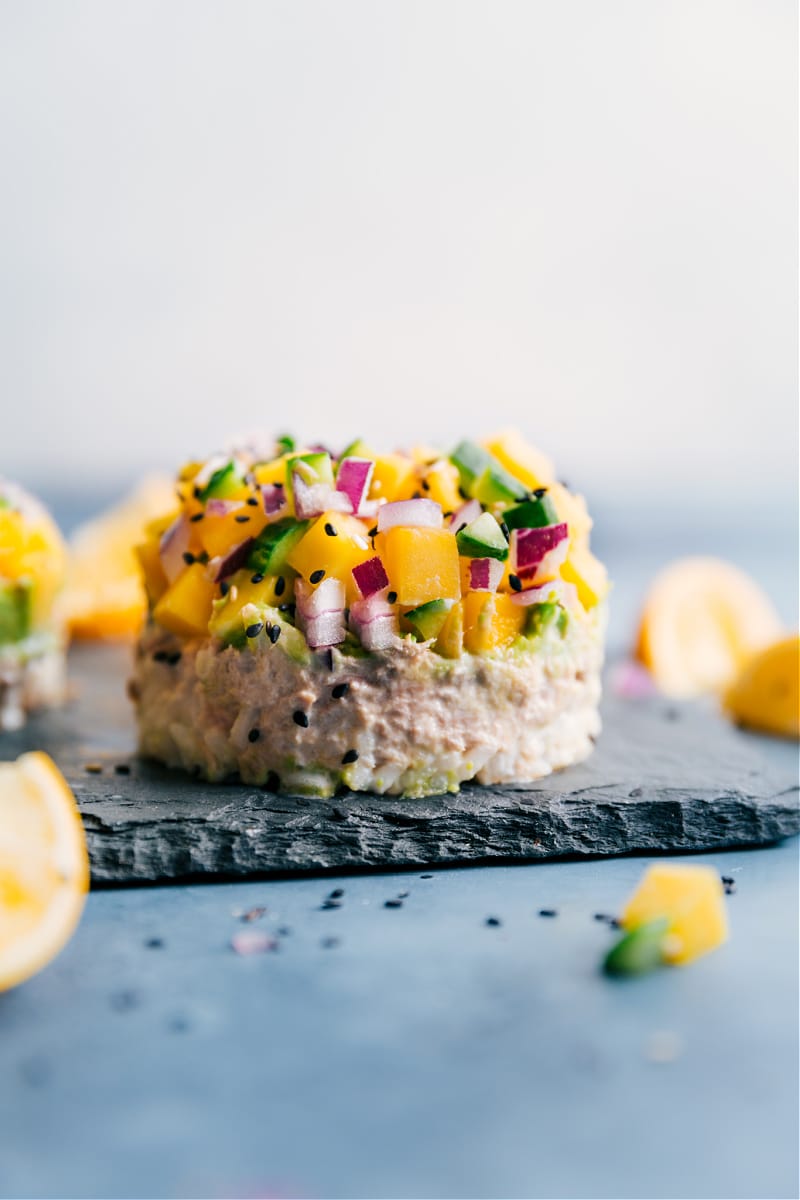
[248,728,260,743]
[268,624,281,644]
[114,763,131,776]
[533,487,547,498]
[420,873,433,879]
[421,479,430,491]
[275,575,286,596]
[342,749,359,764]
[324,523,338,537]
[182,551,195,565]
[144,937,164,949]
[486,916,502,927]
[246,497,259,506]
[245,622,264,639]
[167,652,182,666]
[368,526,378,538]
[250,573,264,584]
[331,682,349,699]
[321,898,342,910]
[509,574,522,592]
[387,591,397,604]
[234,515,251,524]
[538,908,558,918]
[411,490,421,499]
[329,887,344,898]
[321,936,340,949]
[153,650,170,662]
[84,763,103,775]
[722,876,737,894]
[310,569,325,584]
[443,510,453,519]
[190,512,204,523]
[594,913,615,923]
[397,890,409,899]
[277,926,291,937]
[293,710,309,727]
[220,581,230,597]
[278,602,295,614]
[456,522,467,534]
[193,485,202,499]
[500,521,510,540]
[384,898,403,909]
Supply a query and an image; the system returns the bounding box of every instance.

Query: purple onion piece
[159,514,191,584]
[352,556,390,599]
[511,523,569,575]
[336,457,374,514]
[261,484,288,518]
[304,611,346,649]
[295,576,346,619]
[469,557,505,592]
[510,578,578,610]
[215,538,256,582]
[205,498,243,518]
[293,474,353,520]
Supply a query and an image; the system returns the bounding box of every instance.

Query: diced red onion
[377,498,442,532]
[527,539,569,584]
[350,595,399,650]
[303,610,346,649]
[511,523,569,576]
[469,558,505,592]
[205,498,243,517]
[448,499,482,532]
[352,556,389,599]
[336,458,374,515]
[292,473,353,520]
[159,514,191,584]
[214,538,256,582]
[295,576,346,619]
[261,484,288,519]
[510,579,579,610]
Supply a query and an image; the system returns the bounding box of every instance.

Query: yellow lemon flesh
[723,635,800,739]
[0,752,89,991]
[635,557,784,698]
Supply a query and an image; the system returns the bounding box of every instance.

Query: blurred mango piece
[635,557,784,698]
[621,863,728,966]
[723,635,799,739]
[61,476,176,639]
[0,751,89,991]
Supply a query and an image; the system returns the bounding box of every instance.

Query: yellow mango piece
[723,635,799,739]
[435,599,464,658]
[561,545,608,610]
[409,443,441,466]
[635,557,783,699]
[422,460,463,513]
[253,451,311,488]
[463,592,525,653]
[548,481,592,547]
[287,511,372,601]
[224,570,293,612]
[483,428,555,491]
[152,562,216,637]
[199,505,268,559]
[135,539,168,605]
[621,863,728,965]
[380,527,461,607]
[0,496,67,625]
[369,454,417,502]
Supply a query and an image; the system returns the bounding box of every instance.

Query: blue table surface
[0,501,797,1200]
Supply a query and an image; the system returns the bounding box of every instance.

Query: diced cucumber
[450,440,492,492]
[286,452,334,490]
[404,598,455,641]
[472,464,527,506]
[199,460,244,501]
[603,918,670,976]
[503,493,559,530]
[0,583,31,644]
[275,434,295,454]
[247,520,309,576]
[339,438,373,461]
[455,512,509,561]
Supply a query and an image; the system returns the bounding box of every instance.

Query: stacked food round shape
[132,431,608,798]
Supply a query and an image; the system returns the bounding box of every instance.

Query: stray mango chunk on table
[621,863,728,966]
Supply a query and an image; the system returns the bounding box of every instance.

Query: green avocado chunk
[199,460,245,502]
[455,512,509,561]
[503,492,559,530]
[0,583,31,644]
[286,452,334,489]
[404,598,455,641]
[247,520,309,576]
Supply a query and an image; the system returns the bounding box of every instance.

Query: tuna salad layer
[132,607,604,799]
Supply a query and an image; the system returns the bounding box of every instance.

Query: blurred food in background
[0,481,68,730]
[0,751,89,991]
[723,636,800,740]
[60,476,175,639]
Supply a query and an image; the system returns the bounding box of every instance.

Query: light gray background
[0,0,796,510]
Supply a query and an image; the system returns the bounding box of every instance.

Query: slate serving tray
[2,643,797,884]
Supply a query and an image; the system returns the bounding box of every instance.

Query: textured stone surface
[2,643,797,884]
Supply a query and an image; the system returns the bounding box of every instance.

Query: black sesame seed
[309,569,325,584]
[420,873,433,879]
[321,898,342,910]
[248,728,260,743]
[594,912,614,922]
[114,763,131,776]
[456,522,467,534]
[246,497,259,506]
[485,916,502,927]
[722,876,737,894]
[509,574,522,592]
[144,937,164,949]
[182,551,195,565]
[245,622,264,639]
[538,908,558,918]
[411,491,421,499]
[293,710,309,727]
[193,485,202,499]
[500,521,510,540]
[275,575,286,596]
[278,602,295,614]
[220,581,230,597]
[534,487,547,498]
[321,936,340,949]
[329,887,344,899]
[167,652,182,665]
[250,573,264,584]
[190,512,204,522]
[324,523,338,537]
[443,511,454,519]
[421,479,430,491]
[368,526,378,538]
[234,514,251,524]
[268,624,281,644]
[397,890,409,899]
[153,650,170,662]
[331,682,349,699]
[342,749,359,764]
[384,898,403,908]
[387,591,397,605]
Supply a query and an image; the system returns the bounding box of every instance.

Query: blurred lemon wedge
[635,557,784,698]
[61,476,176,638]
[0,752,89,991]
[723,635,800,739]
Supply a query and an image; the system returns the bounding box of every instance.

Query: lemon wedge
[723,635,800,739]
[0,752,89,991]
[635,556,784,698]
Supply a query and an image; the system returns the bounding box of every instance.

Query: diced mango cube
[199,505,268,559]
[422,460,463,513]
[152,562,216,637]
[380,527,461,607]
[561,545,608,609]
[135,538,168,605]
[369,454,417,502]
[253,451,308,487]
[621,863,728,965]
[548,481,592,547]
[287,511,372,601]
[463,591,525,653]
[483,429,555,491]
